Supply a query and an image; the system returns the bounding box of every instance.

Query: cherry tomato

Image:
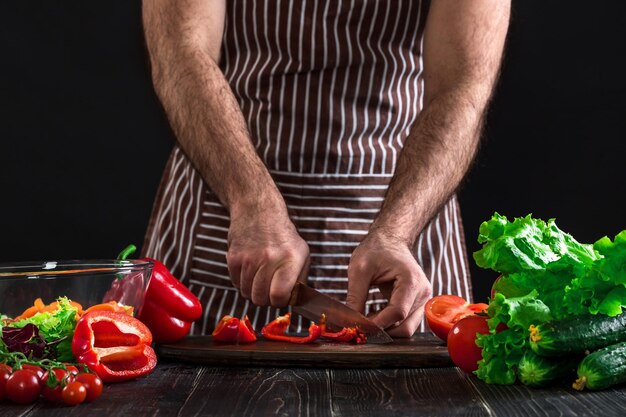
[61,381,87,406]
[42,368,74,403]
[0,366,11,401]
[447,315,491,374]
[424,295,489,342]
[6,369,41,404]
[64,364,80,376]
[21,364,44,381]
[75,373,103,402]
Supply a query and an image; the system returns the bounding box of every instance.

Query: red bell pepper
[72,311,157,383]
[212,315,257,343]
[111,245,204,344]
[319,314,367,344]
[261,313,321,344]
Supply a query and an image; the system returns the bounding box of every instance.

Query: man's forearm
[370,0,510,246]
[143,1,286,220]
[370,86,488,245]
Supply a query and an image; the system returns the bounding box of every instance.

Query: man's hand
[227,207,310,307]
[346,231,432,337]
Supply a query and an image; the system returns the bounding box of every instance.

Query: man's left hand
[346,231,432,337]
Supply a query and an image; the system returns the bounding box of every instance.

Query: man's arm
[346,0,511,336]
[143,0,309,307]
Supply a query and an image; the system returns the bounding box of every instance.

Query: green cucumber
[529,312,626,356]
[518,350,581,387]
[573,341,626,390]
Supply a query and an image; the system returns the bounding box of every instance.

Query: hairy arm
[347,0,511,336]
[143,0,309,307]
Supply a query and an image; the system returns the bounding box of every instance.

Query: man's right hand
[226,206,310,308]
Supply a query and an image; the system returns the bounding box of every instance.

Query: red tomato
[6,369,41,404]
[490,275,503,299]
[75,373,103,402]
[42,368,74,403]
[424,295,488,342]
[447,315,491,374]
[61,381,87,406]
[0,365,11,401]
[21,364,44,381]
[64,364,80,376]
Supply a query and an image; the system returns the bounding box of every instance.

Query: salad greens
[473,213,626,384]
[8,296,79,362]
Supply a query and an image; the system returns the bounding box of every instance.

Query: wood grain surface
[3,361,626,417]
[154,333,453,368]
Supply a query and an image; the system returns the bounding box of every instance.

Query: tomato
[490,275,503,299]
[42,368,74,403]
[75,373,103,402]
[0,366,11,401]
[21,364,44,381]
[64,364,80,376]
[447,315,491,374]
[6,369,41,404]
[424,295,489,342]
[61,381,87,406]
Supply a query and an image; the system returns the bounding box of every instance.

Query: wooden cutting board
[155,333,452,368]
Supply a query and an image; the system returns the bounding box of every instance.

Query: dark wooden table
[2,354,626,416]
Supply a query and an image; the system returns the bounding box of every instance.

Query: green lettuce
[473,213,626,384]
[10,297,78,361]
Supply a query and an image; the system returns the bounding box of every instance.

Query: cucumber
[529,312,626,356]
[518,350,581,387]
[573,341,626,390]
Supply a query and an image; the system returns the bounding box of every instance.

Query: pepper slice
[319,314,367,344]
[212,315,240,342]
[261,313,321,344]
[237,316,257,343]
[71,311,157,383]
[212,315,257,343]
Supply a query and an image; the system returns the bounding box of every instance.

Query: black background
[1,1,625,302]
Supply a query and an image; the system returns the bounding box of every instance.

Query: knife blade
[289,282,393,344]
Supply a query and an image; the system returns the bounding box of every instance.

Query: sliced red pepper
[212,315,257,343]
[71,311,157,383]
[319,314,367,344]
[212,315,240,342]
[261,312,321,344]
[237,315,257,343]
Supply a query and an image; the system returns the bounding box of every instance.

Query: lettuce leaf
[473,213,626,385]
[475,291,552,384]
[10,297,78,362]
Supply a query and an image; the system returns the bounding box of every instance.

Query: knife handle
[288,282,302,306]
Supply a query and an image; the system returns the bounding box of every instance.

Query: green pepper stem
[117,244,137,261]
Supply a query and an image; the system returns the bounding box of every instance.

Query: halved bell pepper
[261,313,321,344]
[212,315,257,343]
[71,311,157,383]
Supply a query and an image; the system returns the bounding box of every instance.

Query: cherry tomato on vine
[21,364,44,381]
[42,368,74,403]
[446,315,507,374]
[64,364,80,376]
[424,295,489,342]
[61,381,87,406]
[6,369,41,404]
[75,373,103,402]
[0,365,12,401]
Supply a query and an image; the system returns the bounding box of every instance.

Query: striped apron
[142,0,473,334]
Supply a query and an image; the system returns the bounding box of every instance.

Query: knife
[288,282,393,344]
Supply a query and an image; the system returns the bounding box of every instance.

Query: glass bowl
[0,259,153,318]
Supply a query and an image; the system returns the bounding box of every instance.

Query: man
[141,0,510,337]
